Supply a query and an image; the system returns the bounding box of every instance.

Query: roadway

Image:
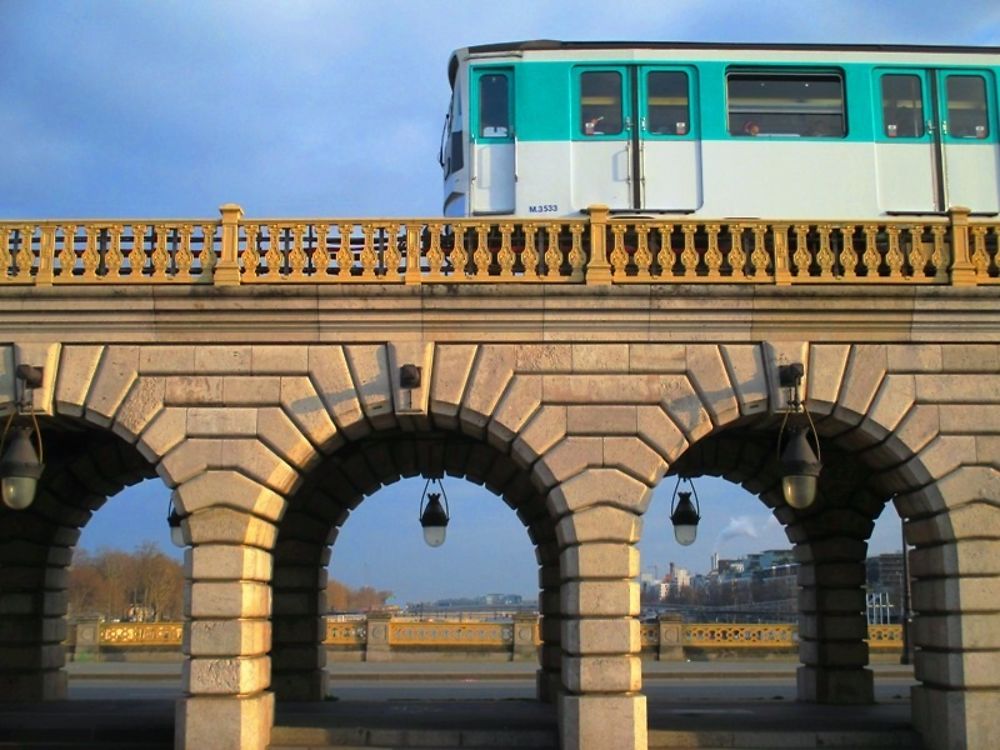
[66,660,915,703]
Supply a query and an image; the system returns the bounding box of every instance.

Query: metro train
[440,41,1000,219]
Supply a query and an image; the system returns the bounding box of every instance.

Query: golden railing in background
[388,620,514,647]
[684,623,797,649]
[3,206,997,287]
[100,622,183,646]
[91,618,902,651]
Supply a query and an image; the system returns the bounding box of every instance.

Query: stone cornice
[0,283,998,344]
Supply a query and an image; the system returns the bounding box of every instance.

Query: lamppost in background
[900,517,913,665]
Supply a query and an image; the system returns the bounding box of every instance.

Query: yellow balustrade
[325,620,368,646]
[866,624,904,650]
[388,620,513,647]
[684,623,798,648]
[99,622,183,646]
[4,208,996,287]
[89,618,903,652]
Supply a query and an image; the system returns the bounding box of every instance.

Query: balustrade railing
[85,618,902,651]
[3,205,997,287]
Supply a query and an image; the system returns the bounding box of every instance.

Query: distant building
[866,552,905,623]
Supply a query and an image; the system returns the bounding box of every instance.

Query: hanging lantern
[419,477,450,547]
[669,476,701,546]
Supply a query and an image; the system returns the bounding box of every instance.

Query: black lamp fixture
[1,365,45,511]
[669,475,701,546]
[777,363,822,509]
[418,476,450,548]
[167,497,184,548]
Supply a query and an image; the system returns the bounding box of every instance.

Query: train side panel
[447,46,1000,219]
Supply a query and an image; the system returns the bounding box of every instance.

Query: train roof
[448,39,1000,86]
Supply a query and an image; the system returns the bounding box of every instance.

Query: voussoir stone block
[186,508,278,549]
[112,375,165,443]
[193,346,252,373]
[279,376,339,451]
[344,344,395,429]
[186,619,272,658]
[221,439,300,495]
[556,506,642,546]
[137,346,194,374]
[512,405,566,465]
[487,374,542,449]
[54,345,104,417]
[187,581,272,619]
[912,575,1000,613]
[916,650,1000,688]
[685,344,739,425]
[177,691,274,750]
[559,694,647,750]
[459,345,515,432]
[252,345,308,374]
[174,470,285,521]
[562,655,641,693]
[187,407,257,437]
[256,407,320,470]
[562,618,640,656]
[186,544,273,582]
[186,655,271,695]
[548,469,651,516]
[561,543,639,580]
[307,345,368,438]
[913,613,1000,650]
[913,685,1000,750]
[84,345,139,427]
[602,437,666,486]
[806,344,850,415]
[720,344,768,416]
[566,405,637,435]
[572,344,628,372]
[561,581,639,617]
[533,437,603,490]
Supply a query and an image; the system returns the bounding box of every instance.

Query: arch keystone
[549,469,651,516]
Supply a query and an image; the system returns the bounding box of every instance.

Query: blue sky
[6,1,996,602]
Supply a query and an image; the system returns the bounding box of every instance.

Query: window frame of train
[725,68,847,138]
[469,66,515,214]
[874,67,999,214]
[572,64,701,212]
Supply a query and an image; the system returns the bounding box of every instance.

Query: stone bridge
[1,206,999,749]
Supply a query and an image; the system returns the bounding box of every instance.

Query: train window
[881,75,924,138]
[479,73,511,138]
[646,71,689,135]
[946,75,989,139]
[727,71,845,137]
[580,71,623,136]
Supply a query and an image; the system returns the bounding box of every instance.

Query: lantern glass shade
[1,427,44,510]
[2,475,38,510]
[673,521,698,546]
[419,492,449,548]
[779,426,822,509]
[422,525,447,548]
[669,491,700,546]
[782,474,818,510]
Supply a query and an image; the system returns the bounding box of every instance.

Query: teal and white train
[440,41,1000,219]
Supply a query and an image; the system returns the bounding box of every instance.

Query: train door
[572,66,633,210]
[876,68,999,214]
[638,66,701,211]
[939,70,999,213]
[470,68,515,214]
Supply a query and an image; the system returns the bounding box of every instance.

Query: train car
[440,41,1000,219]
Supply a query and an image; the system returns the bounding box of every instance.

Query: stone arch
[623,341,999,750]
[269,430,559,702]
[0,426,158,701]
